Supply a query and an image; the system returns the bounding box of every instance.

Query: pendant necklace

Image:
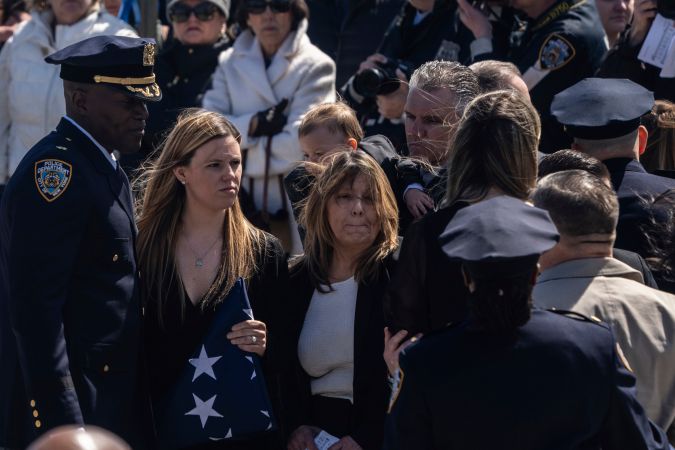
[182,233,221,268]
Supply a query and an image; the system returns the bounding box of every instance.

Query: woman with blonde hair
[136,109,291,449]
[384,90,540,373]
[286,151,398,450]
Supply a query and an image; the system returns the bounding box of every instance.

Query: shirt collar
[63,115,117,169]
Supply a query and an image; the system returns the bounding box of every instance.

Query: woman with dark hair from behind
[384,196,672,450]
[286,151,399,450]
[384,90,540,375]
[136,109,291,449]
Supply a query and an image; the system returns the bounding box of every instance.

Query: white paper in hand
[638,14,675,73]
[310,430,340,450]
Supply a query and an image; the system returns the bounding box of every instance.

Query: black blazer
[287,260,393,450]
[0,118,148,448]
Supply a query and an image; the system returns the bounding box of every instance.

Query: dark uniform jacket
[508,0,607,153]
[384,309,671,450]
[384,202,470,335]
[605,158,675,257]
[0,118,148,448]
[306,0,404,87]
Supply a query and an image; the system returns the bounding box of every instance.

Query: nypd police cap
[45,35,162,102]
[551,78,653,140]
[439,196,559,276]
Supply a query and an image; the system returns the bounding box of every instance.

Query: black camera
[658,0,675,19]
[352,59,412,98]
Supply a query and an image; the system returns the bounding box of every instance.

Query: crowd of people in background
[1,0,675,448]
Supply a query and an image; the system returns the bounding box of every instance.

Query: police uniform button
[103,364,110,372]
[35,420,41,428]
[30,400,36,407]
[112,254,119,262]
[33,410,39,418]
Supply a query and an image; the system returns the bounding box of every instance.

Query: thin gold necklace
[181,233,221,268]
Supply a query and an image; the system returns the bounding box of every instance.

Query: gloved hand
[250,98,289,137]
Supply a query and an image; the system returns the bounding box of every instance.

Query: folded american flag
[157,278,276,449]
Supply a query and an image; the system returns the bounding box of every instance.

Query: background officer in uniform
[551,78,675,260]
[384,195,671,450]
[0,35,161,449]
[457,0,607,153]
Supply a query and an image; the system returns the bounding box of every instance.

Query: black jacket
[384,203,470,335]
[306,0,404,87]
[385,310,671,450]
[0,119,149,448]
[287,261,393,450]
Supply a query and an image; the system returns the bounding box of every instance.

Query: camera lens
[353,68,386,98]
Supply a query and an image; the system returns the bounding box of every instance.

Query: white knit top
[297,277,358,403]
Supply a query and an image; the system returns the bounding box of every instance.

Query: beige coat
[533,257,675,430]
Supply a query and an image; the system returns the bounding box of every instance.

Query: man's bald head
[27,426,131,450]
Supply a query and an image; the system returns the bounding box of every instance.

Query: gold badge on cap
[143,43,156,67]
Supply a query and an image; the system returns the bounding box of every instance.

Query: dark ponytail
[464,262,537,333]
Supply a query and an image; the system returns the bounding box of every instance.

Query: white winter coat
[0,7,137,182]
[202,19,335,214]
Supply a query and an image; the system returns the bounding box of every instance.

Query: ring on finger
[251,335,257,344]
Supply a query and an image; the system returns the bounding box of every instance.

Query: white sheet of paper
[638,14,675,69]
[311,430,340,450]
[660,36,675,78]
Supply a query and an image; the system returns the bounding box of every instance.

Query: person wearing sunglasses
[202,0,335,255]
[119,0,231,174]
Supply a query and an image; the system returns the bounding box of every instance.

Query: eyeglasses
[246,0,292,15]
[169,2,220,23]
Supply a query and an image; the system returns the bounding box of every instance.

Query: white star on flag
[185,394,223,428]
[189,345,222,381]
[245,355,256,379]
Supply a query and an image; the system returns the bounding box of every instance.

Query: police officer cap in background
[439,195,559,277]
[550,78,654,140]
[45,35,163,103]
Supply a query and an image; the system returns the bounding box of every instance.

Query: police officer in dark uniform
[0,35,161,449]
[551,78,675,259]
[384,195,671,450]
[460,0,607,153]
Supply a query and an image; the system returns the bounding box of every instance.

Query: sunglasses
[169,2,220,23]
[246,0,291,14]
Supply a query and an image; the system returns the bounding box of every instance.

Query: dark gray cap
[439,196,559,277]
[551,78,654,140]
[167,0,230,20]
